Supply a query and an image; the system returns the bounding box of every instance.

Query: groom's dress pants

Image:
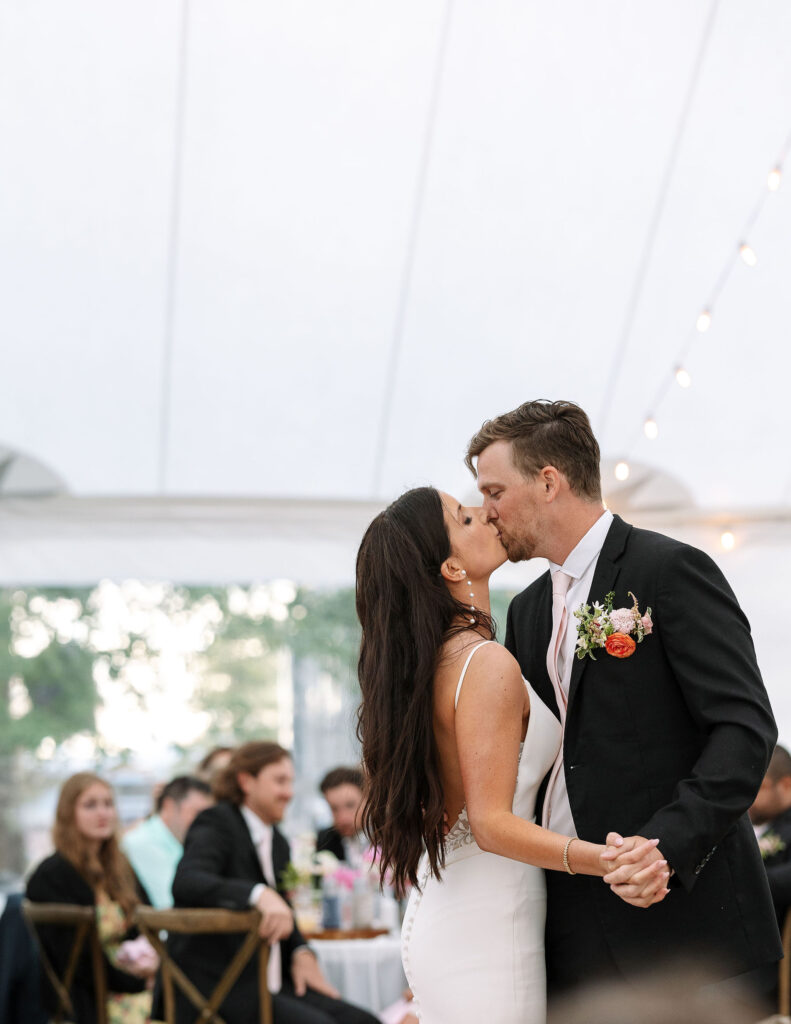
[545,871,619,997]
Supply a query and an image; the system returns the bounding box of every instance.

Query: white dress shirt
[241,804,282,994]
[546,508,613,837]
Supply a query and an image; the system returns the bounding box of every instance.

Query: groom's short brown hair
[465,400,602,501]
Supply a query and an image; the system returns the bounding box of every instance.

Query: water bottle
[321,876,341,930]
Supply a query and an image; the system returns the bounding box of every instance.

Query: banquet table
[308,931,407,1015]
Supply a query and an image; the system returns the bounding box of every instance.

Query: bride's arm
[456,644,632,878]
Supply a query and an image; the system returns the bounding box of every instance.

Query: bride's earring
[463,571,476,624]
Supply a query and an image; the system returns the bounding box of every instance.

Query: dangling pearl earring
[463,571,476,623]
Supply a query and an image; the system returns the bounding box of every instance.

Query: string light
[739,242,757,266]
[626,130,791,469]
[720,530,735,550]
[644,417,658,440]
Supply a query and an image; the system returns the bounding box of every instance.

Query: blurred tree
[0,589,97,756]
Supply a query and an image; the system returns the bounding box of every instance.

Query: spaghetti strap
[454,640,495,709]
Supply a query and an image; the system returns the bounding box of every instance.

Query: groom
[466,400,781,994]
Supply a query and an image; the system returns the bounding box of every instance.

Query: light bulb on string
[696,309,712,333]
[768,166,782,192]
[739,243,757,267]
[720,530,735,550]
[644,417,658,440]
[675,367,692,388]
[614,461,630,481]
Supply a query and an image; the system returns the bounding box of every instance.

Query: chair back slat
[135,907,261,934]
[779,909,791,1016]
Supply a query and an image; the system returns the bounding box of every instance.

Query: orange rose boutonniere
[605,633,636,658]
[574,591,652,661]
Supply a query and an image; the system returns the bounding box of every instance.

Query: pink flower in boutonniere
[574,591,653,661]
[609,608,635,634]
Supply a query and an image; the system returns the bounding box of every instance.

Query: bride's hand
[600,832,671,908]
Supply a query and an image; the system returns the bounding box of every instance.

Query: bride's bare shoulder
[439,633,521,681]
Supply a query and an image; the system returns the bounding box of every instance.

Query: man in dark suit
[466,399,780,995]
[170,741,378,1024]
[751,744,791,921]
[746,743,791,1004]
[316,767,366,865]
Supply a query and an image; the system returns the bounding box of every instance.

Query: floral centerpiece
[758,830,786,860]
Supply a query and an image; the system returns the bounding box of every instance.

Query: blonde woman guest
[27,773,158,1024]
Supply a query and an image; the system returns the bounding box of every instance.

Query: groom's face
[476,440,547,562]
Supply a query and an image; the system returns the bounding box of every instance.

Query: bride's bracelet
[562,837,577,875]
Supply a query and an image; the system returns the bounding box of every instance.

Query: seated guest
[0,893,48,1024]
[750,743,791,919]
[171,741,378,1024]
[196,745,234,783]
[26,773,158,1024]
[316,767,368,867]
[122,775,213,908]
[746,743,791,1008]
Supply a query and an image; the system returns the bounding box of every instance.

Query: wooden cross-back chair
[134,906,272,1024]
[22,900,108,1024]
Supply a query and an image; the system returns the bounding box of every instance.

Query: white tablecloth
[309,934,406,1016]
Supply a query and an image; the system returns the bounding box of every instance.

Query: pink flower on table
[641,614,653,635]
[609,608,636,634]
[332,866,359,891]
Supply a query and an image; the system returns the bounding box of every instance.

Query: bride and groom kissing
[356,400,780,1023]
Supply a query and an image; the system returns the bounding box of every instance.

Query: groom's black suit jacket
[505,514,782,976]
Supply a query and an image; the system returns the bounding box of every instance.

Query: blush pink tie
[542,570,573,829]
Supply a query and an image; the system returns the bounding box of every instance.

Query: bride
[355,487,667,1023]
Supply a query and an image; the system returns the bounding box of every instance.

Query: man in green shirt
[123,775,213,908]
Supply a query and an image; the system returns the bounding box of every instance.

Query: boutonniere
[574,591,653,660]
[759,830,786,859]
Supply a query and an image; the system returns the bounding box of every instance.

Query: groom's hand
[600,832,671,908]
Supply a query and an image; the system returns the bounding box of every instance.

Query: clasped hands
[599,833,671,909]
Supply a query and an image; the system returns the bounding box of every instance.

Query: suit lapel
[533,570,559,717]
[567,515,631,707]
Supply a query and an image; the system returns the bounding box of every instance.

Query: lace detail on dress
[445,807,474,854]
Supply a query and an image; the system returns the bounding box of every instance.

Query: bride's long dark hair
[355,486,495,891]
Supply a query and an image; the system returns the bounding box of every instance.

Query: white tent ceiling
[1,0,790,511]
[1,1,791,724]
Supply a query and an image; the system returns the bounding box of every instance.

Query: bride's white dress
[401,641,562,1024]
